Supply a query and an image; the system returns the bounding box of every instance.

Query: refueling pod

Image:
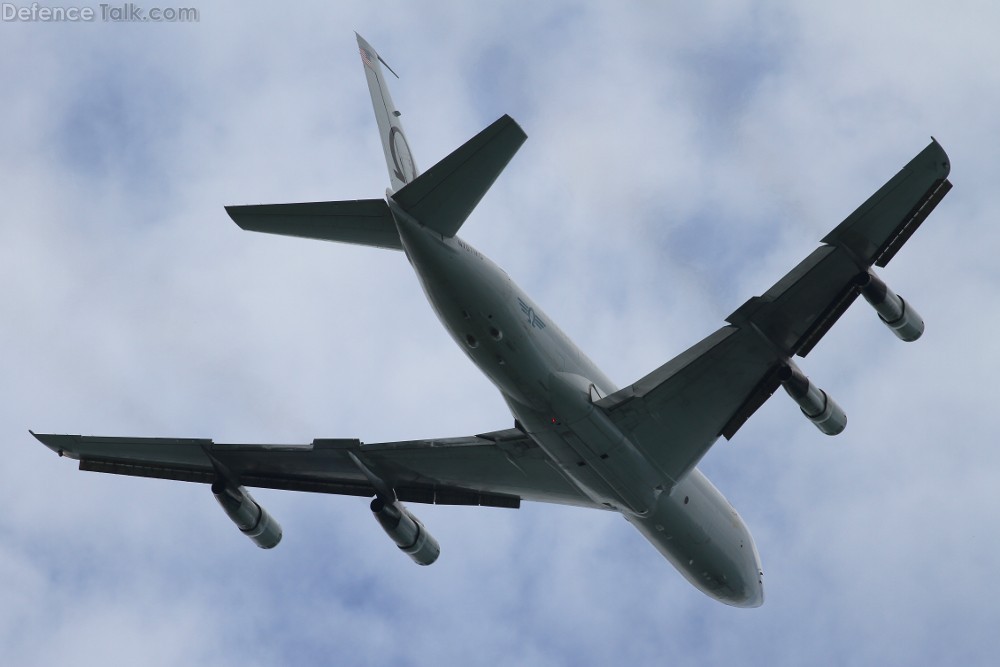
[370,496,441,566]
[780,364,847,436]
[857,271,924,342]
[212,481,282,549]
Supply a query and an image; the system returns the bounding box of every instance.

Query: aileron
[822,139,951,266]
[872,176,952,267]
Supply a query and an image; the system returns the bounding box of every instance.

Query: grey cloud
[2,2,997,666]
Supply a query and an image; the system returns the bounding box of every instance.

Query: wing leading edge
[596,139,952,484]
[30,429,600,510]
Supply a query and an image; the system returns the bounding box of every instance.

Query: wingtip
[928,137,950,176]
[224,204,247,229]
[499,113,527,141]
[30,431,73,457]
[28,429,47,445]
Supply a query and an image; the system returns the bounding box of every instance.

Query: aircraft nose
[719,569,764,608]
[714,572,762,608]
[723,546,764,607]
[739,547,765,607]
[737,573,765,608]
[732,517,764,607]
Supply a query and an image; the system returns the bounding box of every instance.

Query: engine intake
[856,271,924,342]
[371,497,440,566]
[212,481,282,549]
[780,364,847,436]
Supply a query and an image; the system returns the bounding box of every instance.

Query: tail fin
[356,34,527,238]
[227,36,525,249]
[357,33,418,192]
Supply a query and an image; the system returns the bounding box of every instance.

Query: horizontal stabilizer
[226,199,401,250]
[392,114,527,237]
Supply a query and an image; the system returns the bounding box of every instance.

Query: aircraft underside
[31,33,950,609]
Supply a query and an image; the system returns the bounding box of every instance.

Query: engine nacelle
[780,365,847,436]
[857,271,924,342]
[371,497,440,566]
[212,481,282,549]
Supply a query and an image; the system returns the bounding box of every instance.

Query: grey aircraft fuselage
[389,199,764,607]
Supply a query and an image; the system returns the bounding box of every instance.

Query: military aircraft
[32,34,952,607]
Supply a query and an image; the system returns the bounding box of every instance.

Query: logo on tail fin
[389,126,416,184]
[359,46,375,69]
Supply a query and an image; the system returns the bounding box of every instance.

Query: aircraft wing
[596,139,952,485]
[30,428,599,509]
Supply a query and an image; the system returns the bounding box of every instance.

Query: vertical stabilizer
[356,33,419,193]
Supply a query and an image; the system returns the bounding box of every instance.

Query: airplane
[31,34,952,608]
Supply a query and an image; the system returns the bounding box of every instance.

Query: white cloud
[2,1,998,665]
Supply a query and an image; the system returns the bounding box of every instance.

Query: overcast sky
[2,1,998,665]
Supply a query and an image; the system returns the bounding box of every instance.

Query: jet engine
[370,497,440,566]
[212,481,282,549]
[857,271,924,342]
[780,364,847,436]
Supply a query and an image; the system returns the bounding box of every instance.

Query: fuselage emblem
[518,298,546,330]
